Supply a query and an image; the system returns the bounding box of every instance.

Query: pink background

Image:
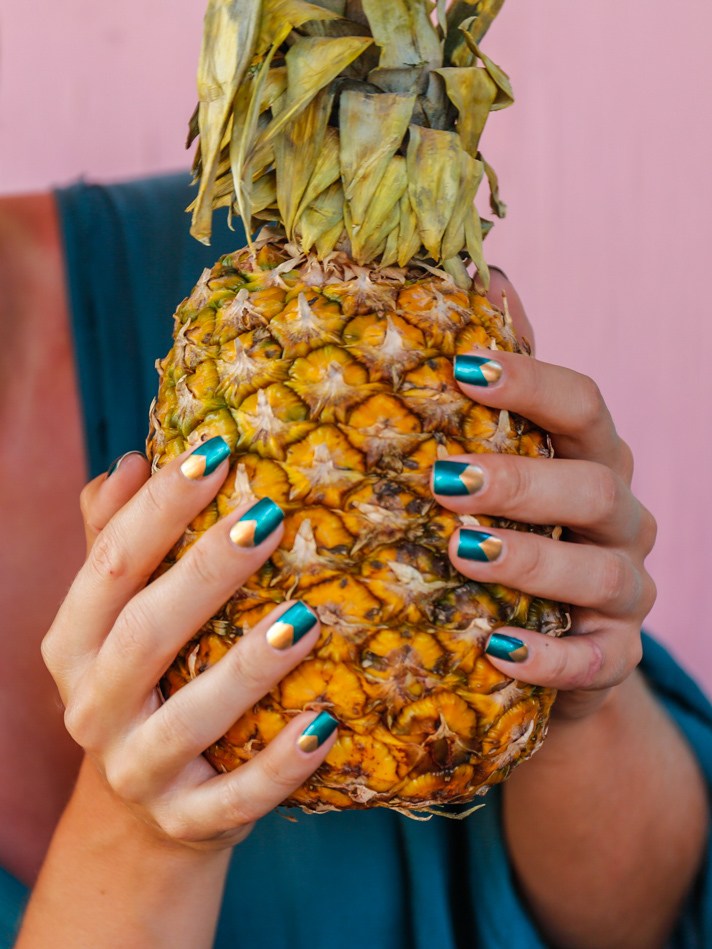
[2,2,711,687]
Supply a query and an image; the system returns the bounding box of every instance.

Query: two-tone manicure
[266,602,318,650]
[433,460,485,497]
[180,436,231,479]
[458,529,503,563]
[485,633,529,663]
[454,354,503,387]
[297,711,339,752]
[107,450,145,477]
[229,497,284,547]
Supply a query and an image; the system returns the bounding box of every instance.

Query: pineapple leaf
[253,36,374,156]
[361,0,442,69]
[274,88,335,239]
[191,0,262,244]
[293,128,342,223]
[257,0,342,54]
[406,126,462,260]
[434,66,497,156]
[481,155,507,218]
[339,91,416,228]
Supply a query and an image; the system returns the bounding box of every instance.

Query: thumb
[79,451,150,551]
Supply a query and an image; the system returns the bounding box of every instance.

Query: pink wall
[2,2,711,687]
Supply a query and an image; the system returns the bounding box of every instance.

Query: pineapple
[147,0,568,814]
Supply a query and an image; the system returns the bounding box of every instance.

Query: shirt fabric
[2,176,710,948]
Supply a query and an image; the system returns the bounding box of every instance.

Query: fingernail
[107,451,144,477]
[454,354,503,387]
[229,497,284,547]
[433,460,485,497]
[485,632,529,663]
[458,529,503,562]
[266,602,318,651]
[180,436,231,480]
[297,711,338,753]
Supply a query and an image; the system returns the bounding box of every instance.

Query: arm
[433,272,708,949]
[0,194,85,884]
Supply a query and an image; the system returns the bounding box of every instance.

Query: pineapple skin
[147,238,568,813]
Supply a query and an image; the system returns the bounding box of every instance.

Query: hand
[432,279,657,720]
[41,443,337,851]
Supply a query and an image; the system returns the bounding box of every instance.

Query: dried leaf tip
[189,0,511,283]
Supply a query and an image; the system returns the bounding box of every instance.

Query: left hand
[432,289,657,721]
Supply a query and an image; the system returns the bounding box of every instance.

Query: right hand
[41,441,337,851]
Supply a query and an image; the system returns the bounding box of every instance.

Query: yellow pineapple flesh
[147,0,568,813]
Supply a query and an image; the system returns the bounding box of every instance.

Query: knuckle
[590,466,622,525]
[140,476,168,522]
[104,756,145,805]
[186,539,223,590]
[156,809,195,844]
[502,458,532,510]
[88,527,130,583]
[152,703,202,757]
[518,538,545,590]
[598,552,632,608]
[640,573,658,617]
[111,602,153,662]
[227,644,267,695]
[219,780,261,829]
[559,636,605,690]
[63,690,99,747]
[617,439,635,482]
[638,506,658,555]
[575,377,606,431]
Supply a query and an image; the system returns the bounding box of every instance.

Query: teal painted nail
[266,602,318,651]
[433,460,485,497]
[297,711,338,753]
[107,451,144,477]
[458,529,503,562]
[486,633,529,663]
[229,497,284,548]
[453,354,503,387]
[180,436,231,479]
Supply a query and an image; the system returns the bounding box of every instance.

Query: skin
[2,195,708,949]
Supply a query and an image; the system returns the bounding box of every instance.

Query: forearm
[16,757,232,949]
[503,670,709,949]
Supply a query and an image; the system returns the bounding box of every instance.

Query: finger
[432,455,654,548]
[88,496,286,708]
[449,527,653,619]
[110,601,321,797]
[81,452,149,550]
[479,620,643,693]
[45,436,233,670]
[452,348,631,477]
[160,711,338,843]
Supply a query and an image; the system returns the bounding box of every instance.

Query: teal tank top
[2,176,710,947]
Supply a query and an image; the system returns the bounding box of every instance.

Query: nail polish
[229,497,284,547]
[107,450,144,477]
[458,529,503,562]
[485,633,529,663]
[266,602,318,650]
[297,711,338,753]
[453,354,503,387]
[433,460,485,497]
[180,436,231,480]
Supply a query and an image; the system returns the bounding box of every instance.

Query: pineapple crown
[189,0,512,287]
